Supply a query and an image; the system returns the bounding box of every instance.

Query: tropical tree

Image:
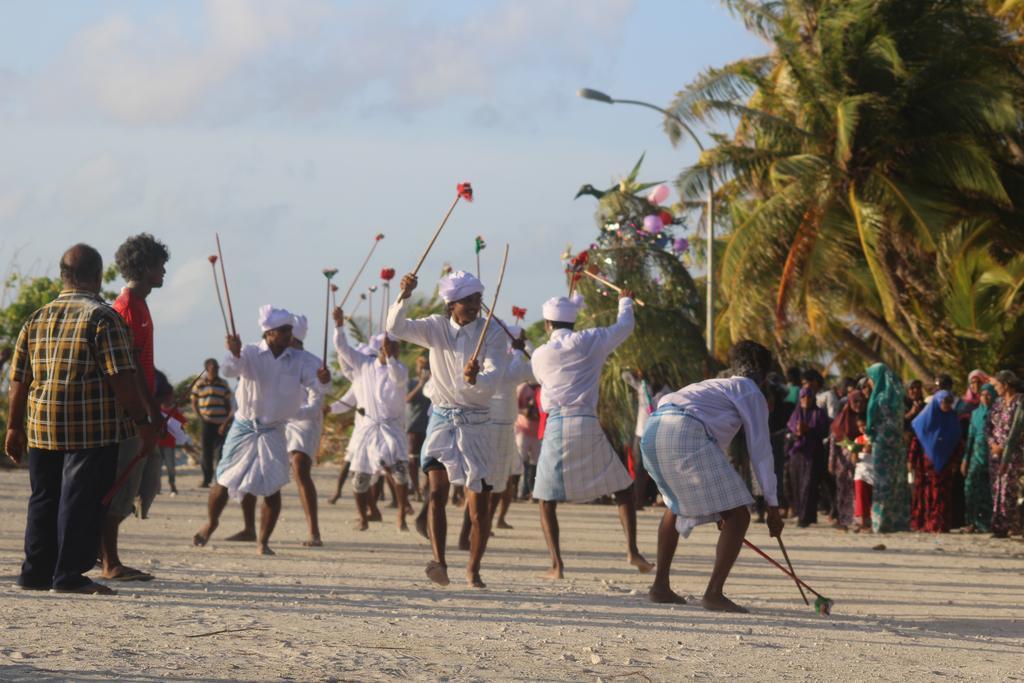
[665,0,1024,379]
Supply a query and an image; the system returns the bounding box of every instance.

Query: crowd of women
[754,365,1023,538]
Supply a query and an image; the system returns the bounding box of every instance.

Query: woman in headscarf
[866,363,911,533]
[786,387,830,528]
[903,380,928,531]
[987,370,1024,539]
[961,370,990,414]
[828,389,866,530]
[911,390,962,533]
[962,383,996,533]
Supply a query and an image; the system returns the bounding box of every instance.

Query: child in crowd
[852,417,874,532]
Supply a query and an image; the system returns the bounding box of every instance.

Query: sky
[0,0,764,381]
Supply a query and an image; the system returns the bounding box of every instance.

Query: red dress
[922,444,960,533]
[908,437,928,531]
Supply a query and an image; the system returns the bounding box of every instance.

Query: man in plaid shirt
[4,244,158,595]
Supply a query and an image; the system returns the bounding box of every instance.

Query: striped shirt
[9,289,138,449]
[191,377,233,424]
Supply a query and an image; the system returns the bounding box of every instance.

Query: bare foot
[388,500,398,508]
[496,520,513,530]
[225,529,256,542]
[257,544,276,556]
[415,516,429,540]
[701,594,748,613]
[628,553,655,574]
[398,521,409,532]
[354,519,368,531]
[302,536,323,547]
[649,586,687,604]
[467,572,487,588]
[192,522,217,547]
[425,561,450,586]
[368,510,383,522]
[541,566,564,580]
[327,495,340,505]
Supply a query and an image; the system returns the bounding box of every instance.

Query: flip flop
[51,581,117,595]
[108,568,155,582]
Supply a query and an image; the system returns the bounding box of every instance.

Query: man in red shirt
[101,233,169,582]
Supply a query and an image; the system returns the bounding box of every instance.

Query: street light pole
[577,88,715,356]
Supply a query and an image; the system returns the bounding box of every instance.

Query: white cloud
[149,255,211,326]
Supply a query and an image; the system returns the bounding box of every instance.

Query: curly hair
[114,233,169,283]
[728,340,773,384]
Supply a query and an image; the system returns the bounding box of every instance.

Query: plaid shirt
[9,289,138,450]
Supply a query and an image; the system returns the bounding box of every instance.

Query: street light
[577,87,716,356]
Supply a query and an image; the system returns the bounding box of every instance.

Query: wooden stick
[412,195,461,277]
[380,283,388,334]
[215,234,237,336]
[742,539,827,601]
[323,278,331,369]
[338,236,383,309]
[481,303,530,359]
[367,287,375,336]
[580,269,646,306]
[469,244,510,367]
[185,626,268,639]
[777,537,810,606]
[209,258,230,335]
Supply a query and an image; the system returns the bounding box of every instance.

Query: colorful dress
[866,363,911,533]
[963,385,995,532]
[986,394,1023,537]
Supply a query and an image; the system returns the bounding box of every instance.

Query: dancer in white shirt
[192,305,330,555]
[284,314,326,547]
[531,291,653,579]
[640,340,784,612]
[387,270,507,588]
[333,310,412,531]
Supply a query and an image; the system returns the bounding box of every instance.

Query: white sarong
[348,416,407,476]
[422,407,494,493]
[641,405,754,538]
[285,411,323,458]
[489,422,518,493]
[216,417,290,499]
[533,406,632,502]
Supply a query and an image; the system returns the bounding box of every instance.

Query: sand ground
[0,465,1022,682]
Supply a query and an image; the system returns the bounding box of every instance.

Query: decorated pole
[474,235,486,278]
[208,255,230,335]
[742,539,834,615]
[481,303,530,360]
[580,268,647,306]
[380,268,395,335]
[322,268,338,369]
[411,182,473,277]
[215,233,237,337]
[469,244,510,368]
[339,233,385,309]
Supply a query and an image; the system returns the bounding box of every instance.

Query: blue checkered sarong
[641,405,754,537]
[533,406,632,502]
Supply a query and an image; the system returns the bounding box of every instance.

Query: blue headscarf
[911,390,962,472]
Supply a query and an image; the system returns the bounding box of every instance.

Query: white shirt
[334,327,408,422]
[386,297,507,409]
[658,376,778,506]
[622,371,669,437]
[221,340,326,425]
[491,348,535,424]
[531,297,634,412]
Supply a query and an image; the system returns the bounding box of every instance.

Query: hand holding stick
[411,182,473,277]
[580,269,646,306]
[467,244,510,382]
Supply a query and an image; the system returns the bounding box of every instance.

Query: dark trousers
[20,445,118,590]
[200,420,226,486]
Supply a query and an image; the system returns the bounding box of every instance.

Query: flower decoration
[566,249,590,284]
[673,237,689,253]
[659,210,673,226]
[323,268,339,280]
[208,255,218,264]
[369,285,378,293]
[511,306,527,322]
[375,233,385,241]
[330,284,339,293]
[474,236,486,254]
[380,268,396,282]
[457,182,474,202]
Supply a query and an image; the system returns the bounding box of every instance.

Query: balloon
[659,210,673,225]
[643,215,665,234]
[648,185,670,204]
[673,237,689,253]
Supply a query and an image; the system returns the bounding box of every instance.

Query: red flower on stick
[208,255,218,264]
[511,306,527,322]
[380,268,396,282]
[566,250,590,284]
[457,182,474,202]
[375,233,385,241]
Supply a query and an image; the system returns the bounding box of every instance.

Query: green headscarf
[970,383,997,434]
[865,362,904,436]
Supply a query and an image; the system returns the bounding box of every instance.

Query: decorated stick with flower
[330,284,339,309]
[207,255,230,335]
[580,269,646,306]
[215,233,238,337]
[322,268,339,369]
[411,182,473,277]
[380,268,395,334]
[565,249,589,299]
[512,306,527,324]
[474,235,486,277]
[468,244,510,379]
[338,233,385,310]
[481,302,530,360]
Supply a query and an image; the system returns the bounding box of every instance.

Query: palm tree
[665,0,1024,378]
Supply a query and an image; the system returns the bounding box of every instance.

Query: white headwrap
[438,270,484,303]
[357,343,375,356]
[291,314,309,341]
[541,293,584,324]
[368,333,387,353]
[258,305,294,332]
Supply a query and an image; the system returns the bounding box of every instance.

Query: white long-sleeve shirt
[531,297,634,412]
[334,327,408,422]
[221,340,326,425]
[657,376,778,506]
[386,297,507,410]
[491,349,535,424]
